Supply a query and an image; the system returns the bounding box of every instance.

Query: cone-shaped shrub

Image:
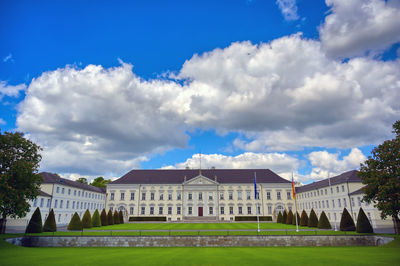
[340,208,356,231]
[356,208,373,233]
[277,212,283,223]
[119,210,124,224]
[92,209,101,227]
[292,212,300,225]
[300,210,308,226]
[25,207,43,233]
[286,210,293,224]
[107,209,114,225]
[282,210,287,224]
[308,209,318,227]
[113,210,120,224]
[68,212,83,231]
[82,209,92,228]
[100,209,108,226]
[43,209,57,232]
[318,211,331,229]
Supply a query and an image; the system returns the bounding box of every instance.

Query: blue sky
[1,0,400,183]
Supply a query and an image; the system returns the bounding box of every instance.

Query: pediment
[183,174,219,185]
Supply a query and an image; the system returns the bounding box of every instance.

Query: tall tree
[358,120,400,234]
[0,131,42,233]
[76,177,88,184]
[90,176,111,188]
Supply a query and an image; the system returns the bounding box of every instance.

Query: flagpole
[328,172,338,231]
[255,172,260,232]
[292,172,299,232]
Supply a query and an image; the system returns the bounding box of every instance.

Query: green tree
[76,178,88,184]
[92,209,101,227]
[292,212,300,225]
[100,209,108,226]
[107,209,114,225]
[308,209,318,227]
[90,177,111,188]
[282,210,287,224]
[82,209,92,228]
[43,209,57,232]
[25,207,42,233]
[318,211,331,229]
[119,210,124,224]
[68,212,83,231]
[300,210,308,226]
[356,208,374,233]
[0,131,42,233]
[113,210,120,224]
[286,210,293,224]
[340,208,356,231]
[358,120,400,234]
[277,212,283,223]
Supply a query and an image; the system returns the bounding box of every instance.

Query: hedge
[129,216,167,222]
[340,208,356,231]
[67,212,83,231]
[119,210,124,224]
[113,210,120,224]
[92,209,101,227]
[25,207,42,233]
[308,209,318,227]
[100,209,108,226]
[277,212,283,223]
[43,209,57,232]
[286,210,293,224]
[300,210,308,226]
[318,211,331,229]
[82,209,92,228]
[282,210,287,224]
[107,209,114,225]
[356,208,373,233]
[235,216,272,221]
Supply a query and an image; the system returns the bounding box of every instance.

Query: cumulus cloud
[319,0,400,58]
[162,152,300,180]
[0,81,26,100]
[0,118,5,125]
[276,0,299,21]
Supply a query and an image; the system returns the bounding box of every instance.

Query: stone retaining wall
[6,235,393,247]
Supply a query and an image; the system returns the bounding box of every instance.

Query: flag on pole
[254,172,257,199]
[291,175,296,199]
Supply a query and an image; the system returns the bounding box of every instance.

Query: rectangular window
[33,198,37,207]
[168,193,172,200]
[238,206,242,214]
[247,206,251,214]
[209,192,213,200]
[229,192,233,200]
[56,187,60,193]
[268,205,272,215]
[287,191,291,200]
[159,207,163,215]
[58,214,61,222]
[199,192,203,200]
[188,207,192,215]
[168,206,172,215]
[351,197,355,207]
[141,207,145,215]
[78,191,81,197]
[330,187,333,194]
[159,194,163,201]
[277,192,281,200]
[74,190,76,196]
[62,188,65,194]
[66,201,69,209]
[325,189,327,195]
[130,207,134,215]
[150,207,154,215]
[209,207,213,215]
[332,199,335,208]
[177,206,181,215]
[110,193,114,200]
[47,199,50,207]
[84,202,86,209]
[318,201,321,208]
[60,200,63,209]
[72,201,75,209]
[257,206,261,215]
[130,193,135,200]
[342,185,345,192]
[81,202,83,209]
[357,197,361,206]
[266,192,271,200]
[326,200,329,208]
[247,191,251,200]
[229,206,234,215]
[220,206,224,215]
[237,191,242,200]
[120,192,125,201]
[322,201,325,208]
[220,192,224,200]
[40,198,44,207]
[343,198,347,207]
[336,186,339,193]
[151,192,155,200]
[338,199,341,208]
[142,192,146,200]
[188,193,192,200]
[177,193,181,200]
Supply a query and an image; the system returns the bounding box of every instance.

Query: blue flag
[254,172,257,199]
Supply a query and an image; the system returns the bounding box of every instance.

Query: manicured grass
[0,234,399,266]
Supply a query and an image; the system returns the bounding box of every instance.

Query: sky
[1,0,400,183]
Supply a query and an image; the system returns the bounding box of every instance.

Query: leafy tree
[318,211,331,229]
[300,210,308,226]
[25,207,42,233]
[82,209,92,228]
[68,212,83,231]
[90,177,111,188]
[107,209,114,225]
[308,209,318,227]
[113,210,120,224]
[0,131,42,233]
[43,209,57,232]
[100,209,108,226]
[92,209,101,227]
[277,212,283,223]
[76,178,88,184]
[340,208,356,231]
[356,208,373,233]
[358,120,400,234]
[119,210,124,224]
[286,210,293,224]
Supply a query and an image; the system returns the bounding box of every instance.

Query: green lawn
[0,234,399,266]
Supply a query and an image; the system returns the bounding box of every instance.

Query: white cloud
[0,118,5,125]
[276,0,299,21]
[2,53,13,63]
[162,152,300,180]
[0,81,26,100]
[319,0,400,58]
[307,148,367,179]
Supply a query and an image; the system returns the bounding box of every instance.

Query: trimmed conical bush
[340,208,356,231]
[119,210,124,224]
[82,209,92,228]
[282,210,287,224]
[68,212,83,231]
[100,209,108,226]
[25,207,42,233]
[286,210,293,224]
[292,212,300,225]
[300,210,308,226]
[43,209,57,232]
[308,209,318,227]
[113,210,120,224]
[277,212,283,223]
[107,209,114,225]
[92,209,101,227]
[356,208,373,233]
[318,211,331,229]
